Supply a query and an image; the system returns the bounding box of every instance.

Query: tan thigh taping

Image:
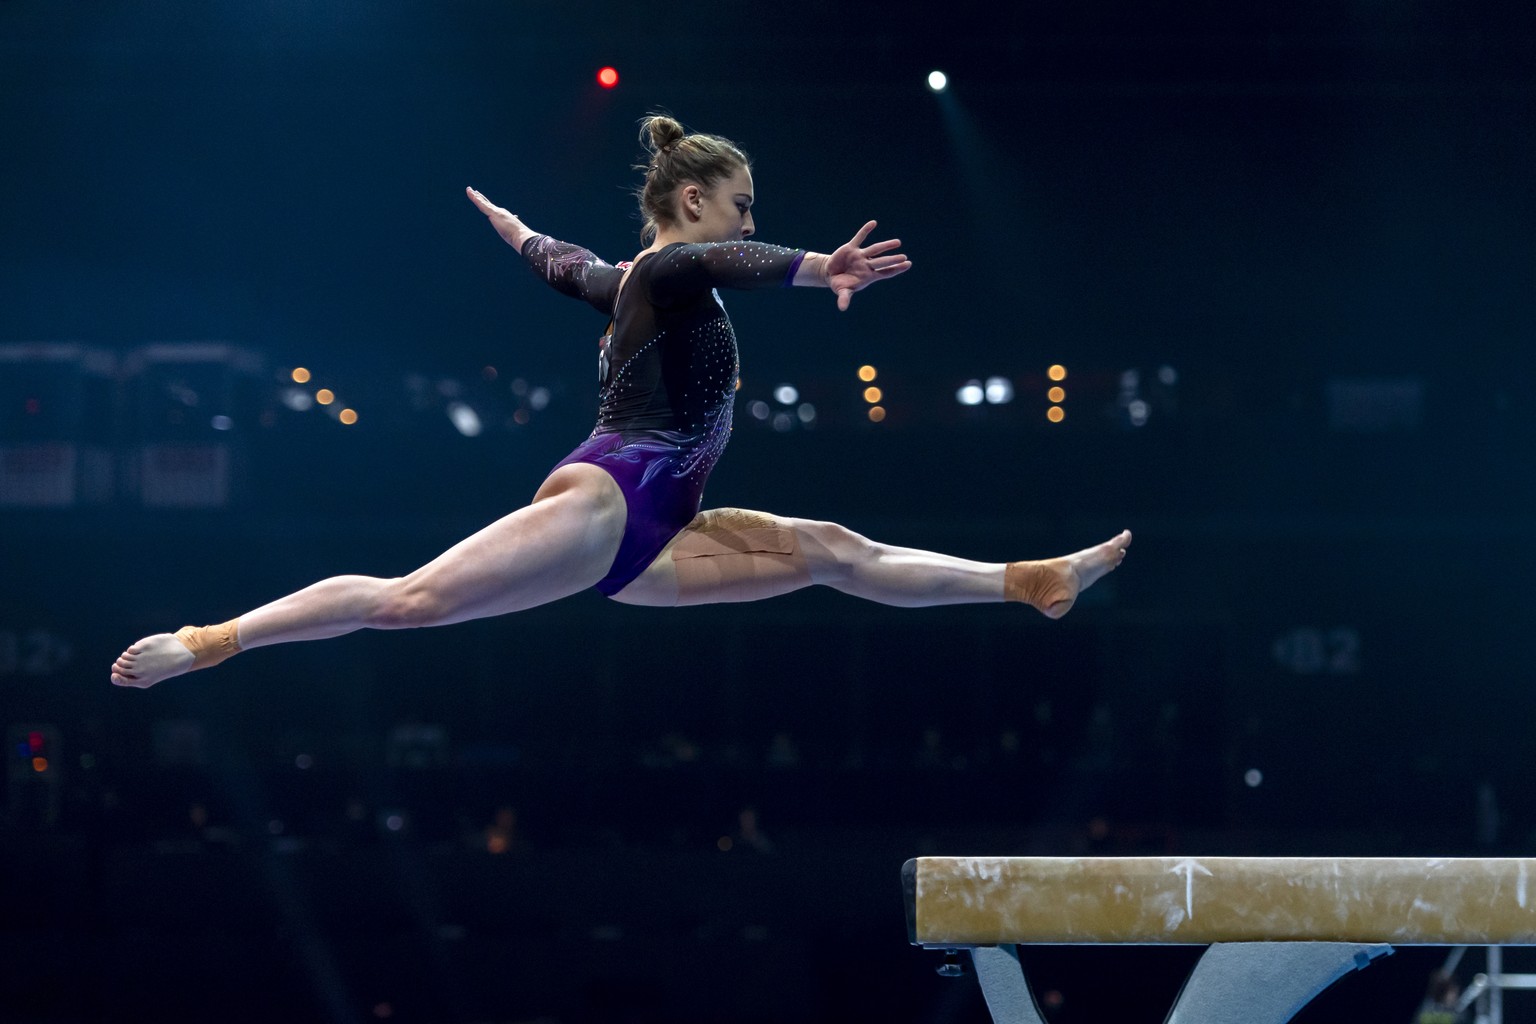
[671,508,811,603]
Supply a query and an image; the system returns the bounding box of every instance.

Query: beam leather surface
[910,856,1536,945]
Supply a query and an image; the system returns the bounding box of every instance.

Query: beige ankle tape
[173,618,243,671]
[1005,560,1074,617]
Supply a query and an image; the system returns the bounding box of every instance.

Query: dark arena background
[3,2,1534,1022]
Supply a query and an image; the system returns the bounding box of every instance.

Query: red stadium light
[597,67,619,89]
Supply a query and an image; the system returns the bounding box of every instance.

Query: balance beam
[904,856,1536,1024]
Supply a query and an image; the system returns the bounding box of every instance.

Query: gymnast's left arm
[648,225,911,311]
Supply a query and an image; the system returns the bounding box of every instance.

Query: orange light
[1047,406,1065,423]
[32,757,48,773]
[291,367,311,384]
[1048,364,1067,382]
[315,389,335,405]
[857,365,877,382]
[1048,386,1065,403]
[863,386,883,404]
[868,406,886,423]
[339,408,358,425]
[597,67,619,88]
[717,836,733,851]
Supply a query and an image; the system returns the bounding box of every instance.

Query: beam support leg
[970,945,1050,1024]
[1163,941,1393,1024]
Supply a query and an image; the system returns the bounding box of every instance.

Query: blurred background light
[956,380,983,406]
[446,401,481,437]
[984,376,1013,404]
[927,70,948,92]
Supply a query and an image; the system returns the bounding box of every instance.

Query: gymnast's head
[636,114,755,245]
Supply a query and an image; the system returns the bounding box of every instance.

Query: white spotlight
[749,400,770,421]
[447,401,483,437]
[956,380,984,406]
[773,384,799,405]
[928,70,948,93]
[984,376,1014,404]
[796,403,816,424]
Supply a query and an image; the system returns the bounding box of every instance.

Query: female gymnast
[110,115,1131,688]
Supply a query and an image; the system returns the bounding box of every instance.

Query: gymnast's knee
[365,578,450,630]
[793,519,875,585]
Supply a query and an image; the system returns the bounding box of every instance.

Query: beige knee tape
[1005,560,1075,618]
[671,508,810,600]
[173,617,243,671]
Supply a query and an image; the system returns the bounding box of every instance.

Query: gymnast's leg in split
[110,477,1130,689]
[109,463,629,688]
[610,507,1130,613]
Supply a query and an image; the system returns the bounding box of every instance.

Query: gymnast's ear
[678,183,704,221]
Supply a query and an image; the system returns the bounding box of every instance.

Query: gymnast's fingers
[466,187,504,215]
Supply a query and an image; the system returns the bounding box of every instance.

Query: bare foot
[110,633,194,688]
[1013,529,1133,619]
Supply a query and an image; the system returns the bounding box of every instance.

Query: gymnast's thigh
[607,507,814,608]
[401,463,627,623]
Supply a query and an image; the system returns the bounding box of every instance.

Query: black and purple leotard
[521,234,806,595]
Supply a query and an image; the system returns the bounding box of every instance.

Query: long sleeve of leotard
[645,241,806,307]
[520,234,624,315]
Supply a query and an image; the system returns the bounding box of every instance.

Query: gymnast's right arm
[465,186,621,315]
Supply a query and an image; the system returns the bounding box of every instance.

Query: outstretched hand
[824,221,912,311]
[466,186,529,251]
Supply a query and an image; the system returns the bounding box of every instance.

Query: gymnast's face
[684,164,755,243]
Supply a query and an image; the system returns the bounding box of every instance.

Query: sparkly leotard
[522,234,807,595]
